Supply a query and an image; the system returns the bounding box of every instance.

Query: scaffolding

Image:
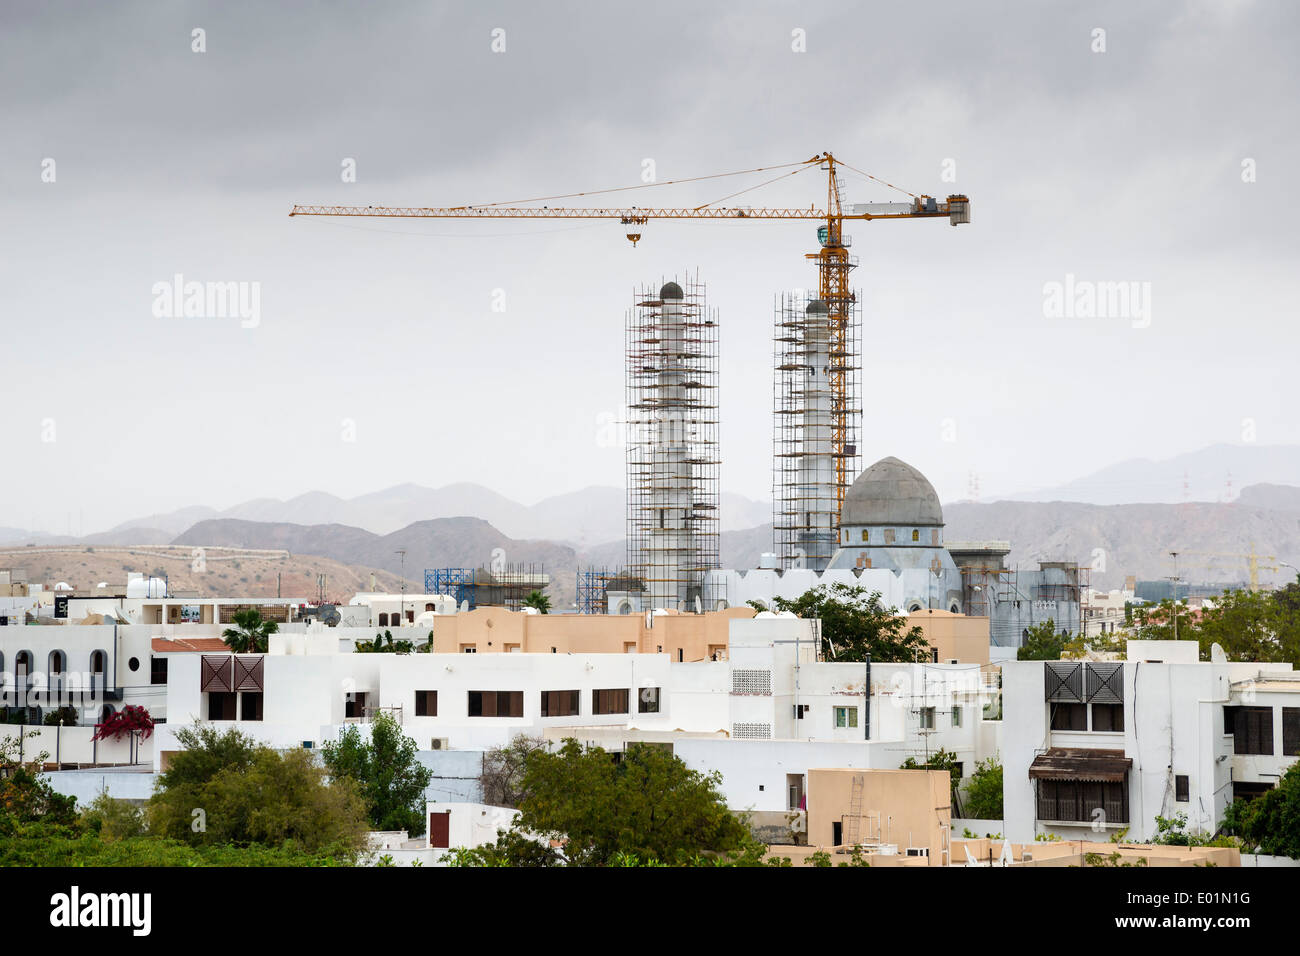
[773,290,861,570]
[424,564,549,611]
[626,273,720,611]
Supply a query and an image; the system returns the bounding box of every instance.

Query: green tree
[355,629,414,654]
[1198,587,1300,666]
[0,731,78,830]
[962,756,1004,821]
[1131,599,1198,644]
[522,591,552,614]
[503,739,749,866]
[321,712,433,836]
[148,725,368,856]
[1221,762,1300,858]
[1017,619,1065,660]
[771,583,929,662]
[221,608,279,654]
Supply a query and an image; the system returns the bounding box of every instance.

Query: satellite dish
[319,605,342,627]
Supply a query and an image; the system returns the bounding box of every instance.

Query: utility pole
[396,550,407,628]
[1169,551,1180,641]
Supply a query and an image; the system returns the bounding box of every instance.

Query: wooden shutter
[233,655,264,691]
[200,655,232,692]
[1283,708,1300,757]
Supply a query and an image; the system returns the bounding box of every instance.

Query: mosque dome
[841,456,943,528]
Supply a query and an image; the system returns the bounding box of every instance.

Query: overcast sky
[1,0,1296,534]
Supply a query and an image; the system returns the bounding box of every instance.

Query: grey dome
[841,456,943,528]
[806,299,829,314]
[660,281,684,300]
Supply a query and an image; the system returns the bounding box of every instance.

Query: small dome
[842,456,943,528]
[806,299,829,314]
[660,281,684,300]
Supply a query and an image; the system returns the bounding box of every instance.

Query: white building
[1002,639,1300,844]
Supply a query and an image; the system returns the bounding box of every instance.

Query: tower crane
[291,151,971,518]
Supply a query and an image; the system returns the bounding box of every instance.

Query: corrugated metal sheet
[1028,748,1131,782]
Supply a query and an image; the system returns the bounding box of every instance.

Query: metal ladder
[843,774,865,847]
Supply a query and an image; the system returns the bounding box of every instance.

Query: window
[592,688,629,715]
[884,529,896,545]
[415,690,438,717]
[468,691,523,718]
[345,692,368,720]
[240,692,263,721]
[1050,702,1087,731]
[1175,775,1190,802]
[425,603,435,612]
[207,692,237,720]
[930,648,939,663]
[912,529,919,542]
[793,704,809,720]
[1227,706,1273,755]
[919,707,935,730]
[151,657,168,686]
[1091,703,1124,732]
[1283,707,1300,757]
[638,687,660,713]
[834,706,859,729]
[861,529,868,542]
[378,613,388,626]
[460,645,476,654]
[541,690,580,717]
[951,705,962,728]
[1036,778,1128,824]
[677,649,684,662]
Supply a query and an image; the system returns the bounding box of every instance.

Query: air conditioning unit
[948,658,959,665]
[430,737,450,751]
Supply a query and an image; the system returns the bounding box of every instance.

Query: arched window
[90,650,107,694]
[48,650,66,674]
[100,703,116,724]
[912,529,920,542]
[907,602,923,613]
[378,612,389,626]
[861,529,868,542]
[425,603,435,612]
[15,650,33,688]
[616,600,632,615]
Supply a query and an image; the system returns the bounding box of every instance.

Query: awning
[1028,748,1131,782]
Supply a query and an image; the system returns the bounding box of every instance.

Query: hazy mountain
[1004,443,1300,505]
[100,482,771,550]
[172,516,581,606]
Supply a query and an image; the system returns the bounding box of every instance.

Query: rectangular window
[793,704,809,720]
[468,690,523,718]
[460,645,477,654]
[834,706,859,729]
[1175,775,1190,802]
[638,687,660,714]
[1232,706,1274,755]
[592,688,629,715]
[951,705,962,728]
[207,691,237,720]
[919,707,935,730]
[1091,703,1125,732]
[240,692,263,721]
[1036,778,1128,824]
[345,692,368,720]
[1051,702,1088,731]
[1283,707,1300,757]
[415,690,438,717]
[540,689,580,718]
[151,656,168,686]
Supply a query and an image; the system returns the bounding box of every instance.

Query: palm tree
[221,608,279,653]
[522,591,552,614]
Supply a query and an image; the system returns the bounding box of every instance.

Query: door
[429,811,451,849]
[832,821,843,847]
